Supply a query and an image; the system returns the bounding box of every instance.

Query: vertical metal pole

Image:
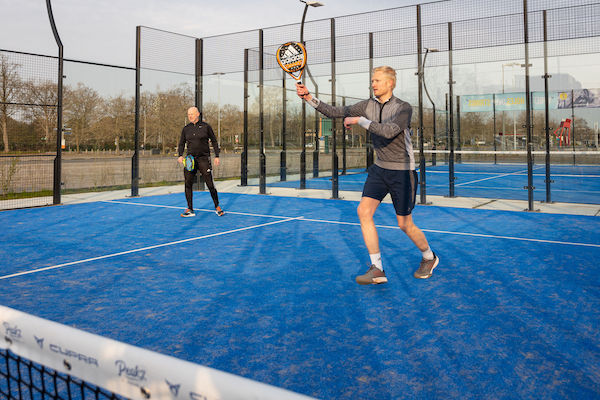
[448,22,455,197]
[330,18,338,199]
[132,26,140,197]
[47,0,63,204]
[313,86,319,178]
[195,38,205,191]
[456,96,461,163]
[300,4,308,189]
[300,97,306,189]
[241,48,249,186]
[571,89,576,164]
[543,10,552,203]
[523,0,534,211]
[432,104,437,166]
[445,93,449,164]
[367,32,374,169]
[342,96,347,175]
[416,5,426,204]
[493,93,497,164]
[196,39,203,118]
[281,73,287,181]
[259,29,266,194]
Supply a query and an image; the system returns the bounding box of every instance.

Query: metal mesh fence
[3,0,600,207]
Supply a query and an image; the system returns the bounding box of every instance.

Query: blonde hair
[373,66,397,89]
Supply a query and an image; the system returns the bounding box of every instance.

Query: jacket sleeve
[315,98,369,119]
[207,124,220,157]
[177,128,186,156]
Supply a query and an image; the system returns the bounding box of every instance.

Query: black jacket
[177,121,220,158]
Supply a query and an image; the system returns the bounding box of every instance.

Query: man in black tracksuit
[177,107,224,217]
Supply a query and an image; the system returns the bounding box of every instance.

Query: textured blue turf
[1,192,599,399]
[268,163,600,204]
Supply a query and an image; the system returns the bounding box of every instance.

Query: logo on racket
[276,41,307,81]
[184,155,195,172]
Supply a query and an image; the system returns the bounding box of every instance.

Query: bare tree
[64,82,101,152]
[100,95,134,151]
[26,80,57,151]
[0,54,22,152]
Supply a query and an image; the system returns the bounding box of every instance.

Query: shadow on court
[1,192,599,399]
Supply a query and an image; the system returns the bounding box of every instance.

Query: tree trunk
[2,112,8,152]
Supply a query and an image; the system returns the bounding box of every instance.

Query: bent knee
[357,204,375,220]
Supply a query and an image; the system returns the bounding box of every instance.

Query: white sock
[369,253,383,271]
[421,247,434,261]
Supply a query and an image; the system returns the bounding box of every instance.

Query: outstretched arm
[296,82,348,119]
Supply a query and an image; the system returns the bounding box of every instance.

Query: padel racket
[276,41,307,82]
[184,154,195,172]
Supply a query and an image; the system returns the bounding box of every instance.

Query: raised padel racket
[276,41,307,82]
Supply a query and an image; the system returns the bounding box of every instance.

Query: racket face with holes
[276,42,307,81]
[184,155,195,172]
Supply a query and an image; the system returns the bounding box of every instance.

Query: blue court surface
[269,163,600,204]
[1,192,599,399]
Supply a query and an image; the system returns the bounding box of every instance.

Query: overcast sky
[1,0,419,67]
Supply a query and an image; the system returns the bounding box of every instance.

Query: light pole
[423,47,439,166]
[300,1,324,44]
[213,72,225,145]
[298,0,323,188]
[502,62,520,150]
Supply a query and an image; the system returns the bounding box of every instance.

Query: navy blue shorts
[362,165,419,216]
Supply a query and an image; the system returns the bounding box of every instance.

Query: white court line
[299,217,600,248]
[426,170,600,178]
[455,166,544,187]
[104,200,293,219]
[106,200,599,248]
[0,216,302,281]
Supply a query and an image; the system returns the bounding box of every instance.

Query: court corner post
[132,26,141,197]
[47,0,63,205]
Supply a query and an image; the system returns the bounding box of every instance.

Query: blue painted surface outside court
[269,163,600,204]
[1,192,599,399]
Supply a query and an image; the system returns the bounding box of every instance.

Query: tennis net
[0,305,315,400]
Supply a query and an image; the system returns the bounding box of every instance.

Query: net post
[132,26,141,197]
[259,29,266,194]
[47,0,63,205]
[241,48,249,186]
[330,18,339,199]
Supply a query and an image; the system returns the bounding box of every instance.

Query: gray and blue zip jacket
[306,95,414,170]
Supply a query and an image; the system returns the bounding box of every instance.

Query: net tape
[0,305,315,400]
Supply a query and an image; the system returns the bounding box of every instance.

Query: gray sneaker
[413,253,439,279]
[355,265,388,285]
